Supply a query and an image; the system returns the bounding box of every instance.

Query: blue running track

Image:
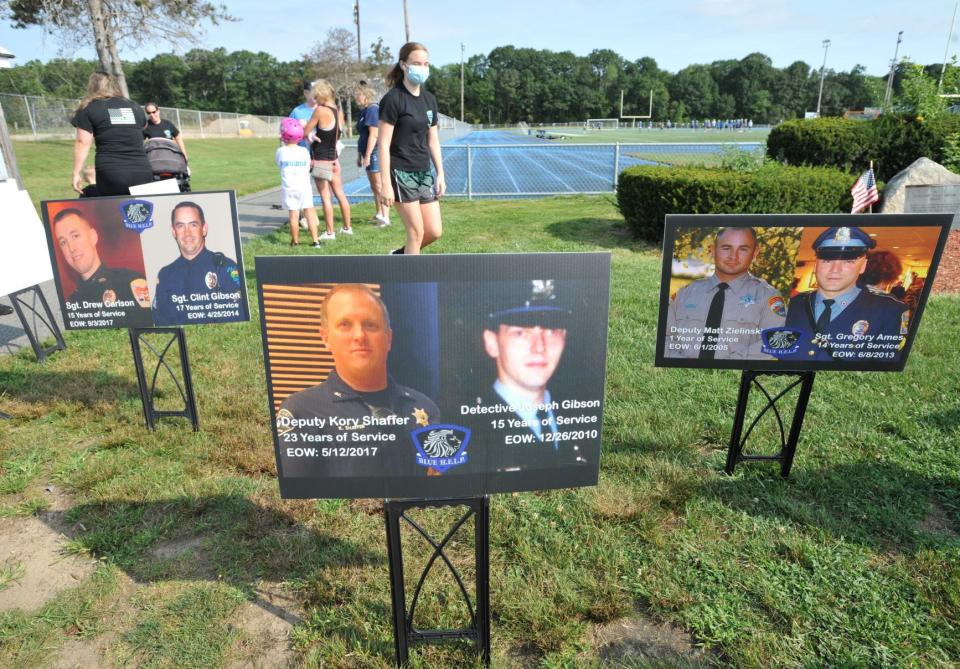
[335,130,762,201]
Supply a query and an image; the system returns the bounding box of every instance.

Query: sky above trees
[1,0,956,77]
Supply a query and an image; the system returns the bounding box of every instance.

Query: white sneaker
[318,231,336,241]
[339,227,354,235]
[374,214,390,228]
[299,216,308,230]
[311,241,323,248]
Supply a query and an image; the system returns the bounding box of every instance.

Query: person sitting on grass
[276,118,322,247]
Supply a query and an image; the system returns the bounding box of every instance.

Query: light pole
[403,0,410,42]
[460,42,465,123]
[816,39,831,116]
[939,0,959,93]
[883,31,904,110]
[354,1,361,63]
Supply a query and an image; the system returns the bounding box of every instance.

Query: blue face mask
[406,64,429,86]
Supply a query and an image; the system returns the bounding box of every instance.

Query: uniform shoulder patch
[767,296,786,317]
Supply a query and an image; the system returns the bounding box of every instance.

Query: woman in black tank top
[303,79,353,239]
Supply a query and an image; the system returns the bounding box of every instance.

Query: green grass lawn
[2,143,959,667]
[11,138,281,208]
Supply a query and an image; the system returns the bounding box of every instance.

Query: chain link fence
[0,93,472,142]
[343,139,765,199]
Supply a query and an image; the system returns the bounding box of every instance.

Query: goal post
[620,89,653,127]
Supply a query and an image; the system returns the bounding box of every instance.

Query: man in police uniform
[53,208,152,325]
[785,226,909,362]
[478,279,592,471]
[277,284,439,479]
[665,227,785,360]
[152,201,244,325]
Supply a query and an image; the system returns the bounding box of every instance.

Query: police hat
[486,279,572,329]
[812,226,876,260]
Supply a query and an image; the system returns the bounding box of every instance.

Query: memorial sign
[41,191,248,329]
[256,253,611,499]
[655,214,952,372]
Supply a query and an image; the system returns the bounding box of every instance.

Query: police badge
[119,199,155,232]
[102,289,117,306]
[851,320,869,337]
[410,424,470,473]
[205,272,218,289]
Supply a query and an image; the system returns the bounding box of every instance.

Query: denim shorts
[365,149,381,174]
[390,169,436,204]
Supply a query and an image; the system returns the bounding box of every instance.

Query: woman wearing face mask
[378,42,445,255]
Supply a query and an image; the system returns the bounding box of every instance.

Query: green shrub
[767,114,960,181]
[616,163,855,241]
[766,118,871,172]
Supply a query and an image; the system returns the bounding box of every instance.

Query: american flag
[850,168,879,213]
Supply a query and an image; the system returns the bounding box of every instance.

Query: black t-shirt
[143,119,180,140]
[379,85,438,172]
[72,97,149,170]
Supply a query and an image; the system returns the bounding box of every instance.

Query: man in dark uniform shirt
[52,208,152,326]
[478,279,593,471]
[152,201,245,325]
[277,284,439,482]
[784,226,909,362]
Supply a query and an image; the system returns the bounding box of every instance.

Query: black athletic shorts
[390,169,437,204]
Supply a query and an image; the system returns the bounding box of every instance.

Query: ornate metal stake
[384,496,491,667]
[725,370,816,478]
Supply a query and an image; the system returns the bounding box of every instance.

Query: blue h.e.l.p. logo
[409,424,470,473]
[119,199,154,233]
[761,327,803,357]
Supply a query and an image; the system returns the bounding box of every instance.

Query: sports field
[341,130,766,199]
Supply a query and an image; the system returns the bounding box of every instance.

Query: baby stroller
[145,137,191,192]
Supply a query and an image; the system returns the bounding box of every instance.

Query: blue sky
[1,0,957,77]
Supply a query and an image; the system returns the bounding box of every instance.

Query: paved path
[0,187,285,358]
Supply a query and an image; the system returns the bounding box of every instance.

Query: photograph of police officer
[52,206,152,326]
[151,200,245,325]
[276,284,439,480]
[477,279,592,472]
[784,226,909,362]
[665,226,786,360]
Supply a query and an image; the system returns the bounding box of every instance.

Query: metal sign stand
[7,285,67,362]
[384,496,491,667]
[725,370,816,478]
[128,327,199,431]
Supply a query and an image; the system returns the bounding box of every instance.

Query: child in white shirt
[276,118,322,246]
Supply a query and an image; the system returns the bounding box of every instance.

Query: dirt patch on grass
[590,613,708,666]
[226,582,300,668]
[919,502,960,540]
[0,485,97,613]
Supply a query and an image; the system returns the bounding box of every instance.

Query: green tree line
[0,46,931,123]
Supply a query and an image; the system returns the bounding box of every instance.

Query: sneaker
[339,227,354,235]
[318,231,336,241]
[389,246,405,255]
[311,241,323,248]
[374,214,390,228]
[299,216,308,230]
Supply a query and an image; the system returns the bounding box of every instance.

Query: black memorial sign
[655,214,952,372]
[256,253,611,499]
[41,191,248,330]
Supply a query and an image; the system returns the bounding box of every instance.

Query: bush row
[767,115,960,181]
[616,164,855,240]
